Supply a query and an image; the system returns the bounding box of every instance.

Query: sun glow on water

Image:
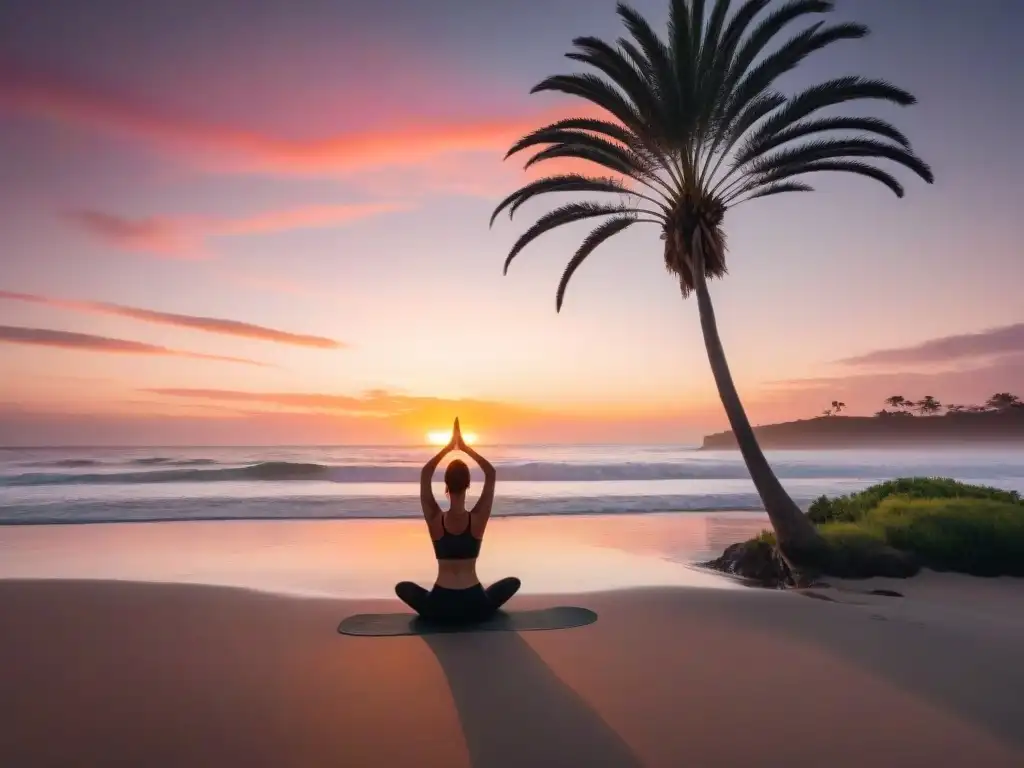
[426,430,478,446]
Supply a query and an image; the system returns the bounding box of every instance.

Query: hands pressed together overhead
[447,417,465,452]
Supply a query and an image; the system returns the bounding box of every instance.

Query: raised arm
[459,439,496,520]
[420,439,454,523]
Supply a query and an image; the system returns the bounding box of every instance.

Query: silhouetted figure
[395,417,520,622]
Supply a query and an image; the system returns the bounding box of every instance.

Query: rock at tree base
[702,540,794,588]
[703,538,920,586]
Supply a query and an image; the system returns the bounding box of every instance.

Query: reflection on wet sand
[0,512,769,597]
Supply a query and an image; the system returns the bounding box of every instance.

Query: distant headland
[700,392,1024,450]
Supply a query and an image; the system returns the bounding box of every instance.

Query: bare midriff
[435,558,481,589]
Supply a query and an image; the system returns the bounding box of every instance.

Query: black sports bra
[432,514,482,560]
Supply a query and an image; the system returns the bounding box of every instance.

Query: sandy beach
[2,517,1024,767]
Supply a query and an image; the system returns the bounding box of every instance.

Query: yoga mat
[338,606,597,637]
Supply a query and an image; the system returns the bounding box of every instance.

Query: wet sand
[2,516,1023,766]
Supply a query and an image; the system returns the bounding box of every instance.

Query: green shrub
[807,477,1022,524]
[755,529,776,545]
[743,478,1024,579]
[816,522,919,578]
[818,521,884,546]
[865,497,1024,577]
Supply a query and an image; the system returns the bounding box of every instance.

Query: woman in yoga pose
[395,418,520,622]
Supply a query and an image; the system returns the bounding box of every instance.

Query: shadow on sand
[422,630,642,768]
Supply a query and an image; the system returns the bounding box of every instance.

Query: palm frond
[505,118,636,160]
[701,0,732,67]
[556,216,641,311]
[490,174,637,227]
[698,0,774,135]
[736,76,915,154]
[732,180,814,204]
[737,160,908,200]
[718,0,774,54]
[749,137,934,182]
[693,0,734,131]
[518,130,637,169]
[690,0,707,53]
[699,90,785,184]
[668,0,697,135]
[566,37,662,127]
[723,21,868,128]
[722,0,832,98]
[616,3,679,130]
[522,139,644,177]
[503,202,641,275]
[531,73,648,135]
[522,137,674,197]
[617,36,657,86]
[735,116,912,168]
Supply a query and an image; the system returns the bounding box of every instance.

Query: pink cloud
[0,325,268,366]
[0,291,344,349]
[0,59,580,179]
[838,323,1024,368]
[64,202,407,257]
[64,211,203,258]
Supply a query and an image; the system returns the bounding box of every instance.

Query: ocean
[3,444,1024,525]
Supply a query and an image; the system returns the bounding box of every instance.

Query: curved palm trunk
[691,266,826,565]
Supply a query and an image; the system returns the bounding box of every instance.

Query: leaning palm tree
[491,0,933,565]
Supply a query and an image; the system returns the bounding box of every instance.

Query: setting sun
[426,430,478,446]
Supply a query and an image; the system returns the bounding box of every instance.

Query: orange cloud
[0,291,344,349]
[0,326,268,366]
[65,201,406,257]
[139,386,728,444]
[143,387,527,422]
[0,59,580,178]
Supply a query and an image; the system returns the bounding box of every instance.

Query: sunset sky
[1,0,1022,446]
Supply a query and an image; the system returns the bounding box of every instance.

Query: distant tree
[945,404,966,414]
[831,400,846,415]
[875,409,892,417]
[967,404,991,413]
[821,408,834,417]
[915,395,942,415]
[986,392,1022,411]
[885,395,908,411]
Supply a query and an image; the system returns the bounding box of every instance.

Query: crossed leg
[395,577,521,622]
[484,576,521,611]
[395,581,431,616]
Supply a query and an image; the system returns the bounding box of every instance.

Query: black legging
[395,577,521,623]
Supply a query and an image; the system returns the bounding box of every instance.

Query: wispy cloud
[64,201,406,258]
[64,211,193,257]
[140,386,724,432]
[0,326,268,366]
[143,387,488,417]
[838,323,1024,367]
[0,291,344,348]
[0,59,574,179]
